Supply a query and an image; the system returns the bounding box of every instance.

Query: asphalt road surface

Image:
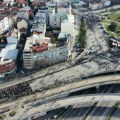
[59,84,120,120]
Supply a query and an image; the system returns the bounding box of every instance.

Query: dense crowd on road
[0,83,32,101]
[84,14,100,30]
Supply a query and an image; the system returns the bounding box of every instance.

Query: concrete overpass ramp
[25,94,120,118]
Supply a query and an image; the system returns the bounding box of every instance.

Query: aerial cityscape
[0,0,120,120]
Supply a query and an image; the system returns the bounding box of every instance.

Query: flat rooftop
[31,21,46,33]
[0,36,18,63]
[24,36,50,52]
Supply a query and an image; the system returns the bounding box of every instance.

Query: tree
[108,22,117,32]
[9,111,16,116]
[78,17,86,48]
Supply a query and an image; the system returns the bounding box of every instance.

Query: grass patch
[109,13,120,21]
[102,13,120,37]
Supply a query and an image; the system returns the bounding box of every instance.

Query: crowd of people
[0,83,33,101]
[84,14,100,30]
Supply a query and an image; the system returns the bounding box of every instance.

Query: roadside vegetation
[102,13,120,37]
[78,17,86,48]
[9,111,16,117]
[0,114,6,120]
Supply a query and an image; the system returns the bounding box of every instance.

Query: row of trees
[78,17,86,48]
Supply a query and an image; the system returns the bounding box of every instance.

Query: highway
[111,107,120,120]
[1,84,120,120]
[85,84,120,120]
[59,84,120,120]
[60,84,111,120]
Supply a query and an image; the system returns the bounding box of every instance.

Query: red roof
[19,27,27,32]
[32,44,48,53]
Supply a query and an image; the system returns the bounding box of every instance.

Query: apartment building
[101,0,111,7]
[23,33,71,69]
[31,18,46,37]
[0,17,14,34]
[0,36,18,77]
[35,3,68,28]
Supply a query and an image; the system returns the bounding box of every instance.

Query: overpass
[25,94,120,119]
[31,74,120,102]
[1,74,120,120]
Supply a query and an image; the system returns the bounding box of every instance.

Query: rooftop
[54,13,68,20]
[24,36,51,53]
[58,32,69,40]
[0,36,18,63]
[31,21,46,33]
[17,12,29,20]
[32,43,48,53]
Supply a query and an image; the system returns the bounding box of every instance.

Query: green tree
[78,17,86,48]
[108,22,117,32]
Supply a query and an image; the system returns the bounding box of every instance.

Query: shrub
[9,111,16,116]
[0,114,6,119]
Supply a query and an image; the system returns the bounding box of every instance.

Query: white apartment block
[35,4,68,28]
[23,33,71,69]
[61,9,75,37]
[0,17,13,34]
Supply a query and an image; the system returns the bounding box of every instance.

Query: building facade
[0,36,18,77]
[0,17,14,34]
[23,33,71,69]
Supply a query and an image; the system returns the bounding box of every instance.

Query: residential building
[17,19,28,29]
[35,8,49,25]
[23,33,71,69]
[17,19,28,35]
[17,11,29,20]
[49,13,68,28]
[0,36,18,77]
[4,0,15,5]
[101,0,111,7]
[89,2,99,10]
[0,17,14,34]
[31,0,46,7]
[61,4,75,37]
[31,18,46,37]
[49,0,67,7]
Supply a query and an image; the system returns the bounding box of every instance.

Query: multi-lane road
[60,84,120,120]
